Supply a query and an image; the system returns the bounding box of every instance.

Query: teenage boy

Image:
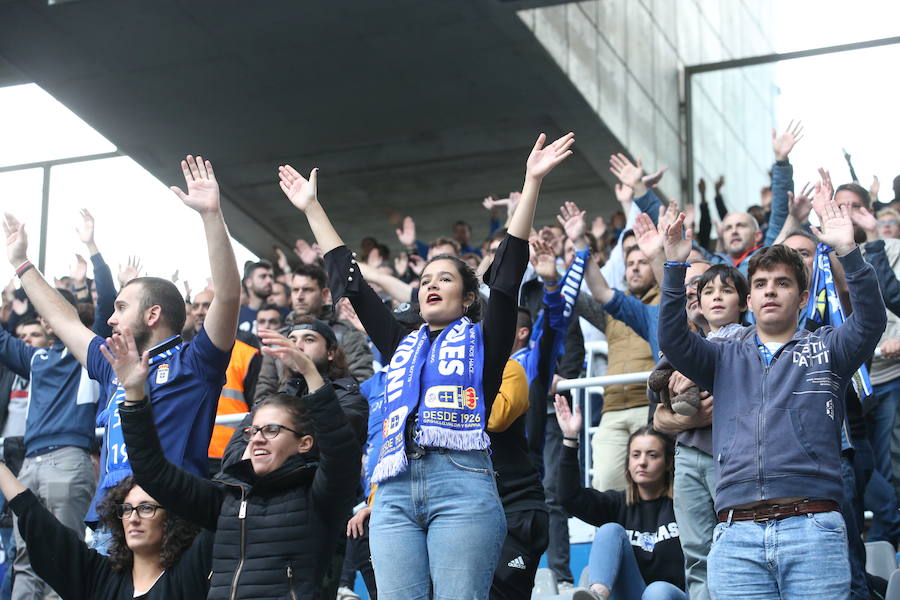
[657,194,886,598]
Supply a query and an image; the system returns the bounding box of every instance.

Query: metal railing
[555,341,651,489]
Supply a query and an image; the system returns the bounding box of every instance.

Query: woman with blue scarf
[277,131,574,599]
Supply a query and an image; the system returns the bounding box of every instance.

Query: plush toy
[647,365,702,417]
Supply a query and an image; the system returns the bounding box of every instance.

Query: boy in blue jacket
[657,191,886,599]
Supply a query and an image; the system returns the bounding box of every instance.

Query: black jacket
[120,382,361,600]
[9,489,213,599]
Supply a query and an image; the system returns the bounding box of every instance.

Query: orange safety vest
[208,338,258,459]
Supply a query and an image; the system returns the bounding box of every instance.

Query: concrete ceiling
[0,0,628,259]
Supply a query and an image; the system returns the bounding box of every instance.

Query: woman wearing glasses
[104,326,360,600]
[0,468,210,599]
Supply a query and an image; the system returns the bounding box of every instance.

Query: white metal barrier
[554,341,650,488]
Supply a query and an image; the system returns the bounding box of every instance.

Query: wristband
[563,436,579,442]
[664,261,690,269]
[15,261,33,278]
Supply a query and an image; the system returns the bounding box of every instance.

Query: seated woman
[102,326,361,600]
[0,469,210,599]
[554,395,686,600]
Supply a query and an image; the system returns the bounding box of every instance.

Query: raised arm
[279,166,345,254]
[3,214,94,365]
[811,194,886,374]
[560,201,614,304]
[508,132,575,240]
[106,327,224,530]
[170,156,240,352]
[76,209,116,337]
[658,213,719,391]
[358,262,413,304]
[864,240,900,318]
[765,121,804,245]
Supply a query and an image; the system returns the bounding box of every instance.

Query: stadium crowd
[0,122,897,600]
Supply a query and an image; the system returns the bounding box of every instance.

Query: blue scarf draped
[805,242,873,401]
[96,340,182,490]
[371,317,486,484]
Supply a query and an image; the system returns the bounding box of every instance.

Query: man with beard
[275,263,373,382]
[2,155,240,552]
[238,260,274,333]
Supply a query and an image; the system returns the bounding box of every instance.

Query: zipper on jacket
[287,565,298,600]
[758,363,767,499]
[229,489,248,600]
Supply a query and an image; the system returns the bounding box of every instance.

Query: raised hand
[258,328,322,387]
[507,191,521,216]
[633,212,664,261]
[395,216,417,247]
[614,182,634,205]
[772,120,804,161]
[170,155,220,215]
[70,254,87,284]
[642,165,668,188]
[99,326,149,395]
[530,238,558,283]
[788,182,814,223]
[273,247,291,274]
[662,212,693,263]
[75,208,95,245]
[715,176,725,193]
[2,214,28,267]
[293,239,320,265]
[698,178,707,198]
[811,168,835,219]
[556,201,587,243]
[553,394,582,439]
[871,176,881,202]
[811,196,855,255]
[609,153,644,189]
[408,254,425,276]
[591,216,607,240]
[525,132,575,180]
[849,203,878,240]
[278,165,318,213]
[117,256,142,287]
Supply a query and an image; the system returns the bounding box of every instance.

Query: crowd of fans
[0,122,896,600]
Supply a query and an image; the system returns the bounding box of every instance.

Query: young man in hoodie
[657,191,886,598]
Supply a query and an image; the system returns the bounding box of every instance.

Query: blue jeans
[708,511,850,599]
[0,525,13,600]
[587,523,687,600]
[866,378,900,543]
[369,448,506,600]
[673,445,716,600]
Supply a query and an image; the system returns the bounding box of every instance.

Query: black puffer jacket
[120,381,360,600]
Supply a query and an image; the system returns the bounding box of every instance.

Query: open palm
[812,198,854,252]
[526,132,575,179]
[278,165,319,212]
[170,155,220,214]
[2,214,27,266]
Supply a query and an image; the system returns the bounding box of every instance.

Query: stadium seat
[866,541,898,581]
[532,568,558,597]
[886,568,900,600]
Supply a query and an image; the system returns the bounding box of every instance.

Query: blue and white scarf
[805,242,873,401]
[96,340,182,490]
[371,317,486,483]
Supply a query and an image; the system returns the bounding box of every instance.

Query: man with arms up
[658,186,886,598]
[3,155,241,531]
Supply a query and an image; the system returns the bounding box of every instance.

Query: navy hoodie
[658,248,886,512]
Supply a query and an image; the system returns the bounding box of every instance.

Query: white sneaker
[572,589,604,600]
[336,586,360,600]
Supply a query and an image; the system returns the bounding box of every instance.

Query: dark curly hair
[97,476,200,573]
[420,253,483,322]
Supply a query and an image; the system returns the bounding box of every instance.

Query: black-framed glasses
[117,503,163,519]
[241,423,303,442]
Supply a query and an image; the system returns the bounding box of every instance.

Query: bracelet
[15,261,33,278]
[563,436,579,442]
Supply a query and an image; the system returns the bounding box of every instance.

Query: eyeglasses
[879,219,899,228]
[117,503,163,519]
[241,423,303,442]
